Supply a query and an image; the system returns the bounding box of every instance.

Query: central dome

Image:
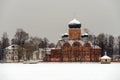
[68,19,81,28]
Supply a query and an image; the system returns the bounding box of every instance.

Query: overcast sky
[0,0,120,43]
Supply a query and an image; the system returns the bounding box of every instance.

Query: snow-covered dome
[68,19,81,28]
[61,33,68,36]
[62,33,68,38]
[81,33,88,38]
[69,19,80,25]
[84,33,88,36]
[64,33,68,35]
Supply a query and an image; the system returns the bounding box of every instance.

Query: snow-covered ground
[0,63,120,80]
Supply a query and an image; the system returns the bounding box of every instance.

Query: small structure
[100,52,111,64]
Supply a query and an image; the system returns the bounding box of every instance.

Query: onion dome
[68,19,81,28]
[81,34,85,38]
[84,33,88,37]
[81,33,89,41]
[62,33,68,38]
[61,33,69,41]
[81,33,88,38]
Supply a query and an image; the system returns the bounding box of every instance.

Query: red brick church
[45,19,101,62]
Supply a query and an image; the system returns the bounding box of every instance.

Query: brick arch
[71,41,82,61]
[62,42,71,48]
[72,41,82,48]
[83,42,91,48]
[62,42,71,53]
[83,42,91,52]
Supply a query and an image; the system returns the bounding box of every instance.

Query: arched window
[62,42,71,55]
[71,42,82,61]
[72,42,81,51]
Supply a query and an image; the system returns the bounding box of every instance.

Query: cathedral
[44,19,101,62]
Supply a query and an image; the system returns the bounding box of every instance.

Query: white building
[32,48,51,61]
[5,44,19,62]
[5,44,26,62]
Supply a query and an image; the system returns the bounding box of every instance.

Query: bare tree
[108,35,114,58]
[14,28,29,45]
[11,38,16,44]
[0,41,2,61]
[39,37,49,49]
[97,33,108,56]
[117,36,120,56]
[23,43,34,61]
[48,43,55,48]
[29,37,42,51]
[29,37,42,59]
[13,28,29,61]
[1,32,10,61]
[83,28,90,34]
[43,37,49,48]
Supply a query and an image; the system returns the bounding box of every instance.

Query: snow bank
[0,63,120,80]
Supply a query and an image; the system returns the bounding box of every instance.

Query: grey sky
[0,0,120,43]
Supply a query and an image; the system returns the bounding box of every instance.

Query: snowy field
[0,63,120,80]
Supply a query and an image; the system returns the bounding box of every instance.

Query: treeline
[82,28,120,58]
[88,33,120,58]
[0,28,55,61]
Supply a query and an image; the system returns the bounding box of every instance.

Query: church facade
[44,19,101,62]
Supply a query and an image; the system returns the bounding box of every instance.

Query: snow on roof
[84,33,88,35]
[101,55,111,59]
[78,40,85,46]
[91,45,101,49]
[87,41,101,49]
[51,48,55,49]
[69,19,80,25]
[101,52,111,59]
[6,44,19,50]
[56,39,101,49]
[56,40,65,49]
[57,40,85,47]
[81,32,88,36]
[64,33,68,35]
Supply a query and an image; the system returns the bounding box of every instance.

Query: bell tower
[68,19,81,40]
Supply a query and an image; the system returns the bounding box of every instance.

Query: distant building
[44,19,101,62]
[5,44,26,62]
[5,44,19,62]
[32,48,47,61]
